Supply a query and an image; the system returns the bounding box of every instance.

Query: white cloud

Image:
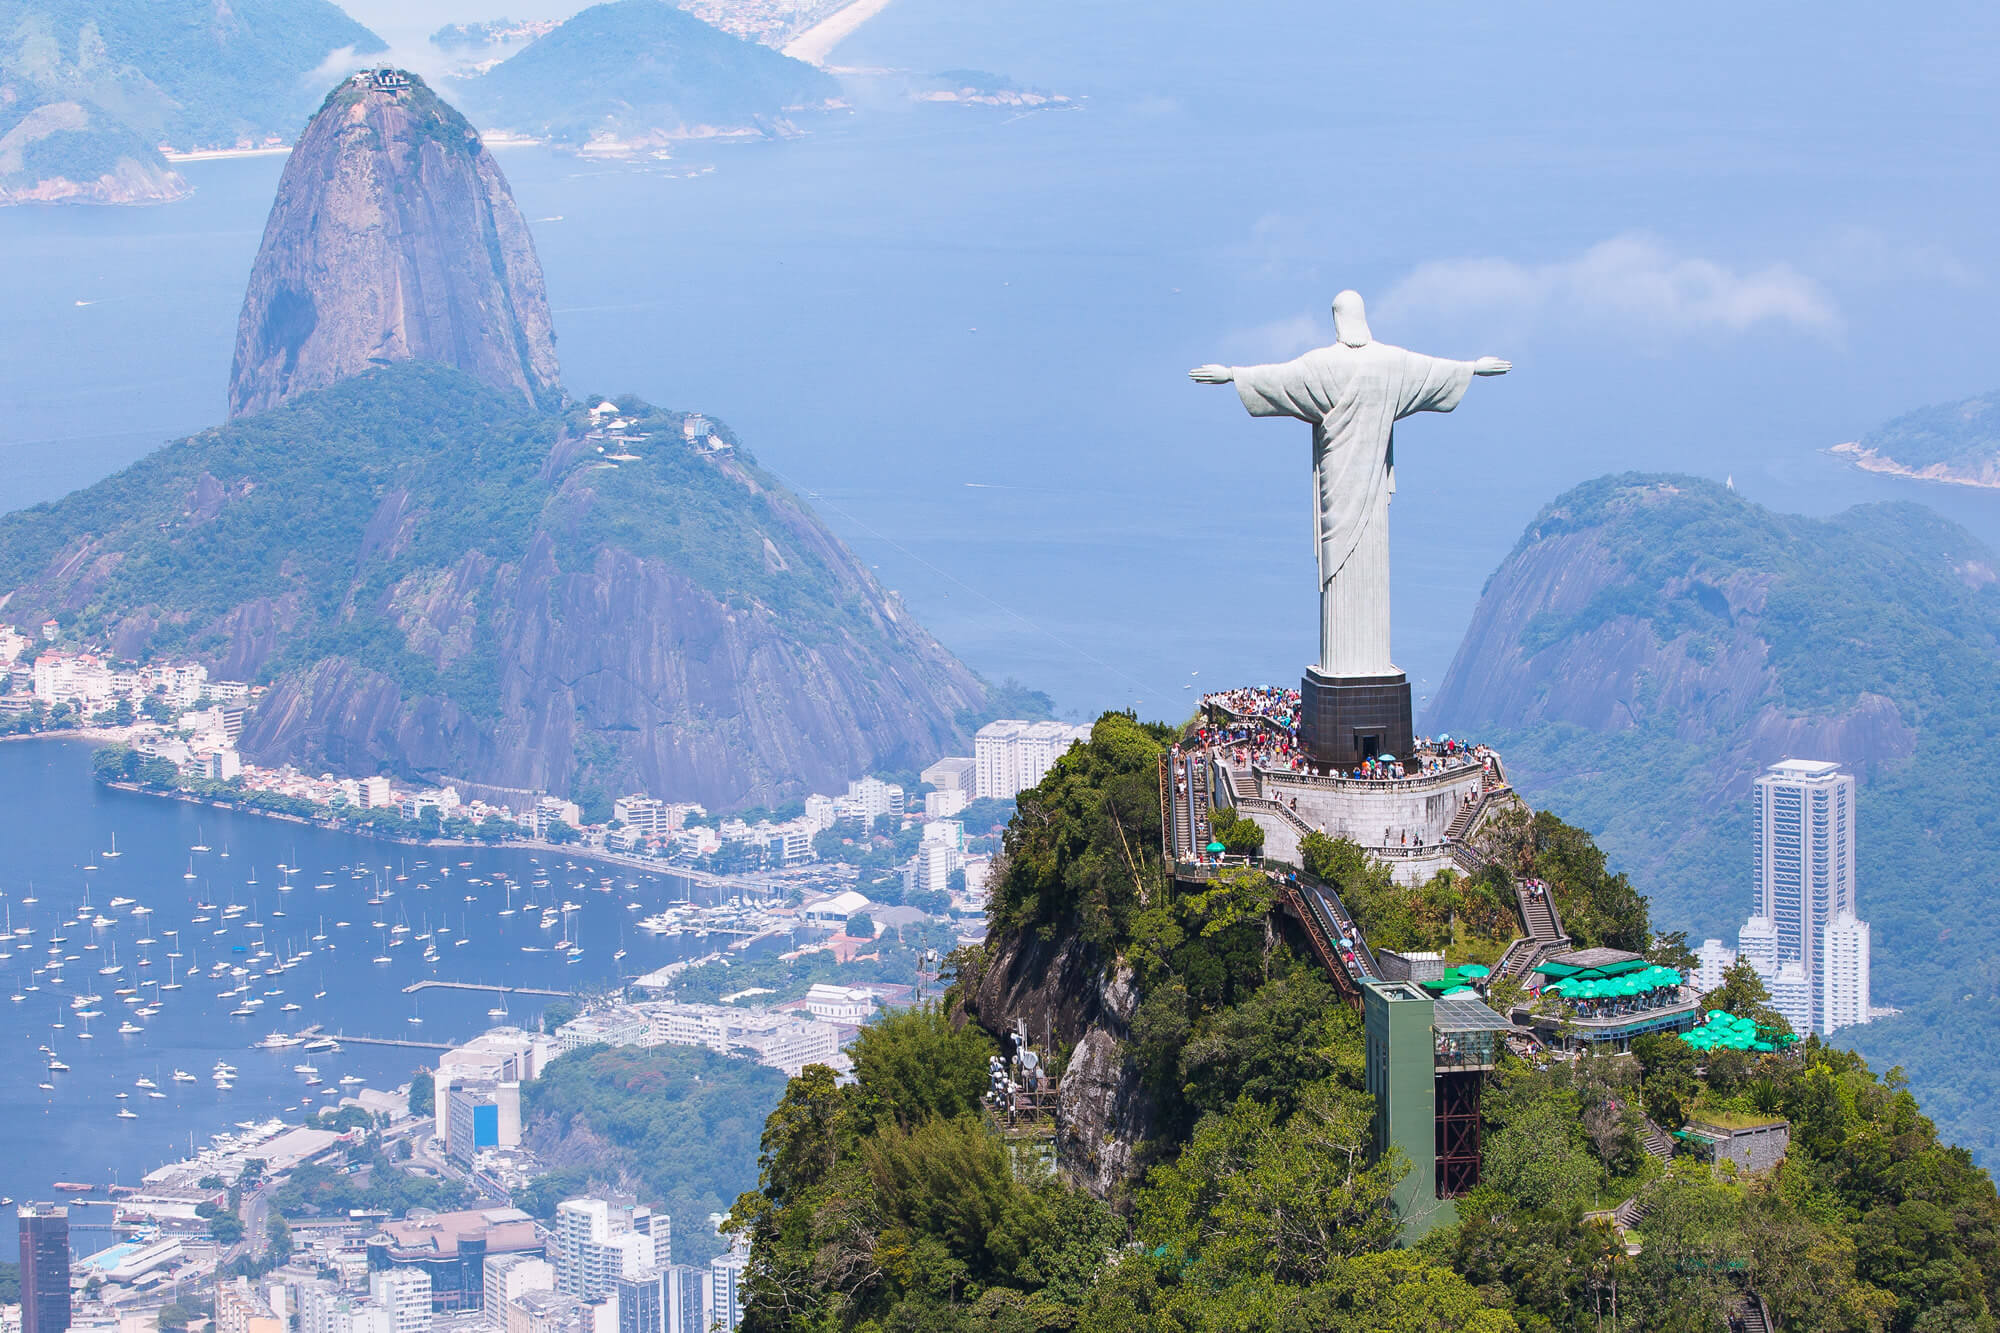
[1216,313,1324,363]
[300,45,371,91]
[1380,233,1840,338]
[1809,225,1977,287]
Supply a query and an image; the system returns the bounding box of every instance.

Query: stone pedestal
[1299,667,1413,769]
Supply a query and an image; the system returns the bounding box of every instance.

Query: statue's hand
[1473,357,1511,376]
[1189,364,1234,384]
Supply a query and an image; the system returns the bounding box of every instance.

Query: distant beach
[784,0,896,65]
[162,146,291,163]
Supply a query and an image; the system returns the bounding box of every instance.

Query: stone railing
[1253,760,1487,796]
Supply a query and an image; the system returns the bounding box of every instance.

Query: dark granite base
[1299,667,1414,769]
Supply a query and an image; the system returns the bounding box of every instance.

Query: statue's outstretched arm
[1188,364,1235,384]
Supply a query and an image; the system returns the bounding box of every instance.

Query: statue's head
[1332,290,1372,347]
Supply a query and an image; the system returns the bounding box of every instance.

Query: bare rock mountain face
[228,70,560,418]
[0,366,987,809]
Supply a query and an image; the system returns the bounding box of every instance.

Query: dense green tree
[1480,1064,1600,1213]
[990,711,1173,951]
[1631,1033,1701,1129]
[264,1216,292,1265]
[1136,1079,1399,1285]
[848,1004,991,1132]
[1177,968,1363,1118]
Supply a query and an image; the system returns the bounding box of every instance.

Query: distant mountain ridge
[229,70,560,418]
[1428,472,2000,1162]
[1834,388,2000,488]
[456,0,838,149]
[0,0,386,204]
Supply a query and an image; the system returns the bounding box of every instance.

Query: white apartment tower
[1748,758,1864,1034]
[367,1269,432,1333]
[556,1199,661,1300]
[1693,938,1738,994]
[707,1248,748,1333]
[974,720,1092,800]
[1821,912,1873,1033]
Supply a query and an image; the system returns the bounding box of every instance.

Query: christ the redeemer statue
[1191,290,1508,680]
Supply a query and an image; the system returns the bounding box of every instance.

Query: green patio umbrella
[1206,840,1226,855]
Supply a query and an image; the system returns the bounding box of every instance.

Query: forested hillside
[726,715,2000,1331]
[1426,474,2000,1163]
[0,364,985,808]
[519,1044,785,1268]
[456,0,837,147]
[0,0,385,202]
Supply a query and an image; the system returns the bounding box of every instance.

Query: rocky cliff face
[958,926,1159,1201]
[228,71,560,418]
[1427,476,1922,806]
[0,365,987,809]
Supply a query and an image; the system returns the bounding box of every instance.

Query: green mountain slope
[0,363,986,808]
[456,0,837,147]
[0,0,385,202]
[722,716,2000,1332]
[1426,473,2000,1162]
[0,86,185,204]
[1838,387,2000,486]
[1,0,385,147]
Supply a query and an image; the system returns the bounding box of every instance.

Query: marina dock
[401,980,573,997]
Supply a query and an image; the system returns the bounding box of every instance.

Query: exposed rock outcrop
[0,365,987,810]
[958,924,1159,1201]
[1426,476,1921,810]
[228,70,560,418]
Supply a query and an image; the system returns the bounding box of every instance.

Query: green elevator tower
[1362,980,1453,1240]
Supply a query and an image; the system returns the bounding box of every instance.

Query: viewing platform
[1517,947,1700,1052]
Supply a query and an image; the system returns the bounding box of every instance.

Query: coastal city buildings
[483,1254,556,1329]
[18,1204,71,1333]
[367,1268,433,1333]
[298,1283,393,1333]
[218,1278,284,1333]
[972,720,1093,799]
[433,1028,553,1157]
[555,1199,664,1299]
[1693,937,1738,993]
[1734,759,1871,1034]
[554,1001,843,1077]
[707,1242,750,1333]
[367,1208,542,1312]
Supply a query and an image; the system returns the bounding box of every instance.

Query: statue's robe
[1233,341,1474,676]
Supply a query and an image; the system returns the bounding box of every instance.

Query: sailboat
[190,826,211,853]
[103,834,120,859]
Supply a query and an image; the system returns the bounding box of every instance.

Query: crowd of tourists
[1201,685,1301,730]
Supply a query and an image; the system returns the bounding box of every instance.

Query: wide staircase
[1492,877,1570,983]
[1516,879,1565,943]
[1639,1116,1675,1163]
[1446,790,1485,842]
[1188,757,1212,851]
[1613,1194,1653,1231]
[1728,1293,1773,1333]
